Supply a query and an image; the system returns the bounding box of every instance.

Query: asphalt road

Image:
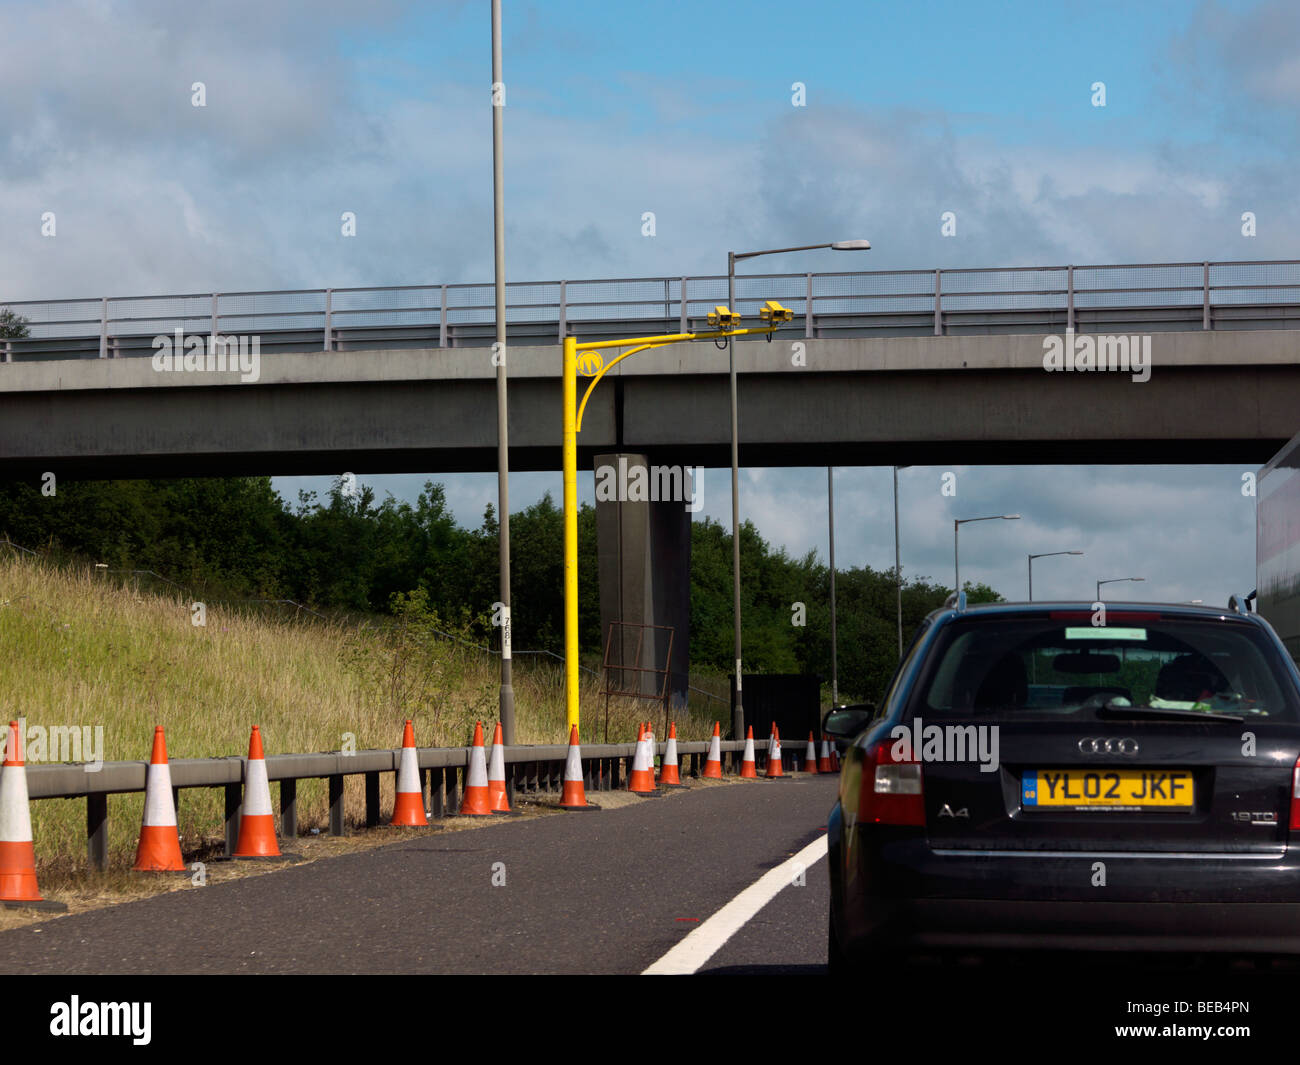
[0,776,839,975]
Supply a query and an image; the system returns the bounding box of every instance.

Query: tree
[0,309,29,340]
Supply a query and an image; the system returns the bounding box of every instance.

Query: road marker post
[0,720,65,910]
[390,720,429,826]
[133,726,186,871]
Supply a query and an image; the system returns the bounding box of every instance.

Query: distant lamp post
[1097,576,1144,601]
[727,239,870,740]
[828,466,837,706]
[1027,550,1083,601]
[953,514,1020,594]
[894,466,911,655]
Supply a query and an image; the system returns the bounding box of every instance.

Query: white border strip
[642,834,828,975]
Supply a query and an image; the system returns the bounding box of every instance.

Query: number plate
[1022,769,1193,809]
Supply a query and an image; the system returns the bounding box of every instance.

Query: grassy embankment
[0,553,724,879]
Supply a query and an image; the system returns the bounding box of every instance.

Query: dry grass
[0,554,729,881]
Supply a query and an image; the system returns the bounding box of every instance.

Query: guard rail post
[329,775,345,836]
[365,771,380,827]
[87,793,108,871]
[224,784,240,856]
[430,767,445,818]
[1203,262,1211,330]
[280,777,298,838]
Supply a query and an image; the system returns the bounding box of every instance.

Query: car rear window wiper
[1095,700,1243,723]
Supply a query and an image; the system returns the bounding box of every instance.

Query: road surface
[0,776,837,975]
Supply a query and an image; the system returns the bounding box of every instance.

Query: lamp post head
[831,240,872,251]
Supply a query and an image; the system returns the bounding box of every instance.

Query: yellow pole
[563,335,579,729]
[561,322,778,734]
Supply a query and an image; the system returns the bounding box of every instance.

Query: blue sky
[1,0,1294,609]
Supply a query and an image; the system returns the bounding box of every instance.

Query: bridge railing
[27,738,773,870]
[4,259,1300,363]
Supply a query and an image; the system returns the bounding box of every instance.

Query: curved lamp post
[954,514,1020,594]
[1028,550,1083,601]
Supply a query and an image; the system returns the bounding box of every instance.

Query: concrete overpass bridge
[4,258,1299,706]
[3,258,1299,477]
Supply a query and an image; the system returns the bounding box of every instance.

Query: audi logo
[1077,737,1140,755]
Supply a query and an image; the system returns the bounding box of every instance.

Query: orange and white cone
[739,726,758,778]
[390,720,428,826]
[765,724,785,778]
[560,725,597,810]
[628,723,657,794]
[818,736,833,773]
[803,732,820,774]
[659,722,683,787]
[133,726,185,871]
[487,721,513,814]
[702,721,724,779]
[234,725,281,857]
[830,740,840,771]
[0,721,55,905]
[459,721,494,815]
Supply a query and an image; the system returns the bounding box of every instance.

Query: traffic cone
[234,725,281,857]
[133,726,186,871]
[765,724,785,778]
[0,721,61,908]
[559,725,598,811]
[702,721,724,779]
[459,721,494,815]
[739,726,758,778]
[830,740,840,772]
[628,723,658,794]
[659,722,683,787]
[818,736,832,773]
[803,732,820,774]
[487,721,514,814]
[390,720,428,826]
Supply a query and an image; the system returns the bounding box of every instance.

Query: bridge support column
[594,453,692,712]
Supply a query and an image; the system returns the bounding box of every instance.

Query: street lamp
[729,240,870,740]
[1097,576,1144,601]
[1027,550,1083,601]
[893,465,911,654]
[828,466,837,706]
[953,514,1020,594]
[490,0,515,743]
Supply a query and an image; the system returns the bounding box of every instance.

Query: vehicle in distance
[825,595,1300,968]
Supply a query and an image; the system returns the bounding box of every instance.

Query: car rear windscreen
[914,613,1300,721]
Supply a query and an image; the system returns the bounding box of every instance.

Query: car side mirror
[822,704,875,740]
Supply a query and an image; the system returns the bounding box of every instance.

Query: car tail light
[1290,754,1300,832]
[858,742,925,826]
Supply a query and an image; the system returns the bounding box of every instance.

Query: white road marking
[641,834,828,975]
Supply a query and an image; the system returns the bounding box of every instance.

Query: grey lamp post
[1097,576,1144,601]
[490,0,515,743]
[727,240,870,740]
[1028,550,1083,601]
[953,514,1020,594]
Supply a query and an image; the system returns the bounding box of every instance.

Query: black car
[825,594,1300,968]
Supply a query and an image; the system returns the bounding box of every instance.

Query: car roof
[927,600,1260,623]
